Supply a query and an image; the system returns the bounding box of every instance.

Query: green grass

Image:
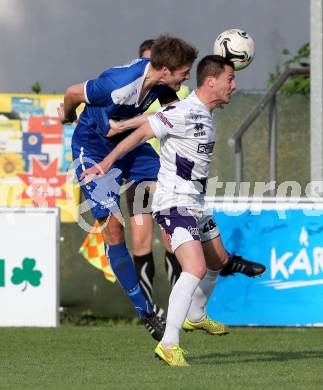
[0,324,322,390]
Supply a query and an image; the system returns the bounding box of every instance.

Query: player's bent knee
[105,232,124,245]
[98,217,125,245]
[132,235,152,254]
[195,263,207,279]
[183,263,206,279]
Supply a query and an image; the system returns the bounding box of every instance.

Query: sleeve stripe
[84,81,90,104]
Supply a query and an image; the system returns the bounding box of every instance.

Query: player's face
[163,64,192,91]
[213,65,236,104]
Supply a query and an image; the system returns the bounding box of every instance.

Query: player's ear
[161,66,171,76]
[207,76,216,89]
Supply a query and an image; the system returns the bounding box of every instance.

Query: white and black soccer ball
[213,29,255,71]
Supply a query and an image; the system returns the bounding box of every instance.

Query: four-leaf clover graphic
[11,258,42,292]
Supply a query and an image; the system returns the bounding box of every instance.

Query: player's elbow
[65,83,85,103]
[142,124,155,142]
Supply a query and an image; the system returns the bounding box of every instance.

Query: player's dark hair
[150,34,198,71]
[196,55,234,87]
[139,39,155,57]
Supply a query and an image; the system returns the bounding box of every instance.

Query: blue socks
[107,242,153,318]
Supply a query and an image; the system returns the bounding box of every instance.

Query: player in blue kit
[60,34,198,341]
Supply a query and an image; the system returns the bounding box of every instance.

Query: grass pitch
[0,323,322,390]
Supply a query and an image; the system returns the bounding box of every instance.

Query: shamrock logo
[11,258,42,292]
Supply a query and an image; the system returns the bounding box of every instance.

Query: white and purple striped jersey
[147,91,216,212]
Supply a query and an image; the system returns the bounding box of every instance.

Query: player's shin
[187,268,219,322]
[162,271,200,348]
[134,252,155,303]
[107,243,153,317]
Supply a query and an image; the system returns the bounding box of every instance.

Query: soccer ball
[213,29,255,71]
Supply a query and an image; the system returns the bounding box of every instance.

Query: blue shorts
[72,125,160,219]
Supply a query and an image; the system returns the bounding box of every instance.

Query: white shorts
[154,206,220,252]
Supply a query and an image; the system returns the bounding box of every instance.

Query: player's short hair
[150,34,198,71]
[139,39,155,57]
[196,55,234,87]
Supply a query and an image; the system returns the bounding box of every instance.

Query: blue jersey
[78,58,172,137]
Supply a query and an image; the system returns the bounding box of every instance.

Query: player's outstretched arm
[80,122,155,181]
[61,83,85,124]
[107,115,148,137]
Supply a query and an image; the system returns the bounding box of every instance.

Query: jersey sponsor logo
[188,226,200,237]
[194,131,206,137]
[197,142,215,154]
[156,112,173,128]
[116,89,137,103]
[194,123,204,130]
[194,123,205,137]
[130,89,138,98]
[189,109,203,121]
[111,83,138,105]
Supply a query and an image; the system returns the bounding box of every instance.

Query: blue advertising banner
[207,199,323,326]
